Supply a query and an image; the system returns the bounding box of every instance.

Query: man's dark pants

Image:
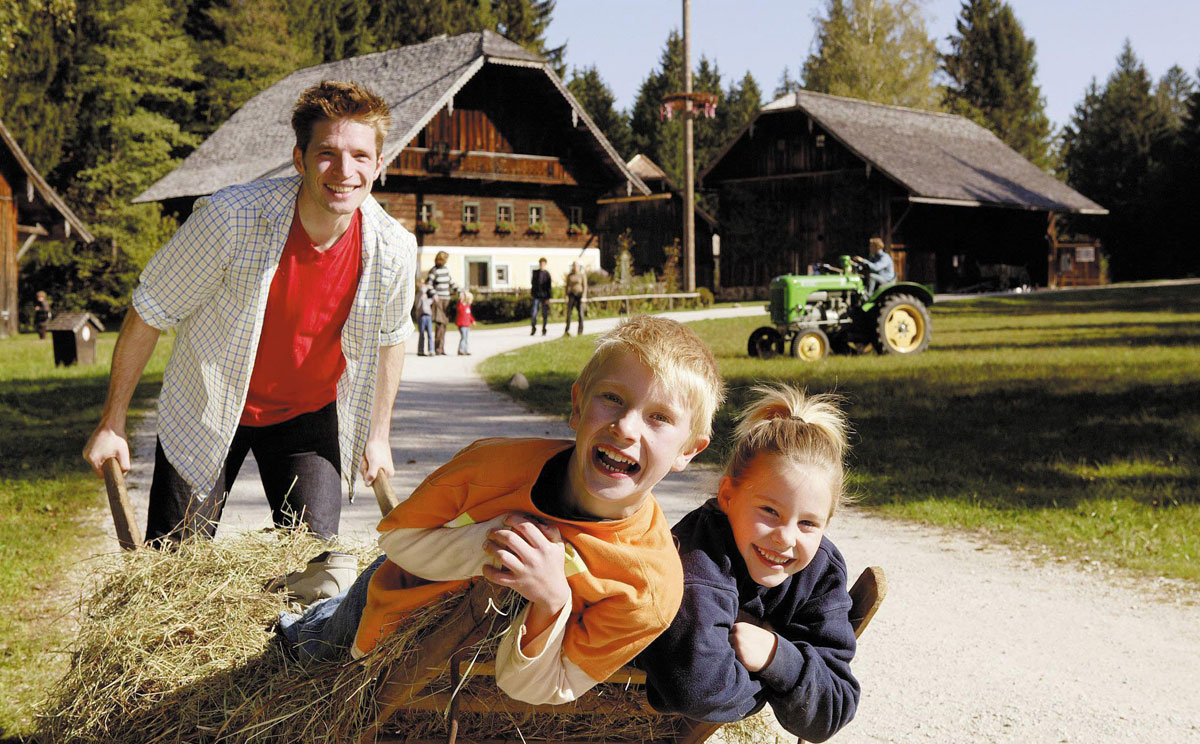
[145,401,341,547]
[565,293,584,334]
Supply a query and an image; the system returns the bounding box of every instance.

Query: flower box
[495,220,515,235]
[416,220,439,234]
[461,221,482,234]
[567,223,589,236]
[527,221,548,236]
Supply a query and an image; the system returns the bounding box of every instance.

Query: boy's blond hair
[726,383,853,517]
[291,80,391,155]
[575,315,724,446]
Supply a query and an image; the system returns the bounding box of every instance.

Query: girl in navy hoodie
[638,384,859,743]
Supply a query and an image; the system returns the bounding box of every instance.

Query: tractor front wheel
[874,294,932,355]
[791,328,830,362]
[748,327,784,359]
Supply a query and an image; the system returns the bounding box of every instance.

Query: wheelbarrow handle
[102,458,142,551]
[371,469,399,515]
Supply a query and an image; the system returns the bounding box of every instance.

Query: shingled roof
[136,31,647,203]
[706,90,1106,215]
[0,119,94,243]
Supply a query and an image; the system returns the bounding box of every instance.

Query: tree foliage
[628,31,760,188]
[1060,41,1177,280]
[567,65,632,159]
[802,0,940,109]
[941,0,1053,168]
[190,0,316,136]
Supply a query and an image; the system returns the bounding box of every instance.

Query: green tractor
[747,255,934,361]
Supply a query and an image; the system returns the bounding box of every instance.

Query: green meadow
[0,331,172,736]
[481,284,1200,584]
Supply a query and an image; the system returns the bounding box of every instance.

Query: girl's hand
[731,622,779,673]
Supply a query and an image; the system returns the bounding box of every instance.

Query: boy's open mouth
[595,446,640,476]
[753,545,795,567]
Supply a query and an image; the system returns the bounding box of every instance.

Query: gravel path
[114,306,1200,744]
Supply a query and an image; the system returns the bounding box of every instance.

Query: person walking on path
[426,250,457,355]
[530,257,551,336]
[33,290,52,339]
[416,283,435,356]
[564,261,587,336]
[82,80,416,547]
[455,289,474,355]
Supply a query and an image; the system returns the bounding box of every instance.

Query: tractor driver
[852,237,895,295]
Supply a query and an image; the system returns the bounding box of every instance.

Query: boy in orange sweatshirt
[279,315,724,704]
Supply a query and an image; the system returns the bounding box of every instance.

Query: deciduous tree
[802,0,940,109]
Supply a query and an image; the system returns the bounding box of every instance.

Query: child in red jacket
[455,289,475,356]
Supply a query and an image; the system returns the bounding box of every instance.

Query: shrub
[461,222,481,234]
[472,294,533,323]
[527,222,548,235]
[495,220,515,235]
[697,287,714,307]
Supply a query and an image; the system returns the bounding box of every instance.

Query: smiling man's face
[293,117,382,223]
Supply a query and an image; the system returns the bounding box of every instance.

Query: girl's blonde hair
[459,289,473,304]
[726,383,852,516]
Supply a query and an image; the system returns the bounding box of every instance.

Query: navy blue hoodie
[637,499,859,743]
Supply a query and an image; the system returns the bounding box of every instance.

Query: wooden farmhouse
[136,31,651,291]
[594,154,718,287]
[701,90,1107,291]
[0,119,94,337]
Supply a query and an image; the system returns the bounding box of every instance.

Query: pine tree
[1061,41,1174,280]
[774,66,801,98]
[0,1,78,172]
[493,0,564,75]
[629,31,684,180]
[941,0,1053,168]
[719,72,762,147]
[567,66,632,158]
[802,0,940,110]
[46,0,202,319]
[192,0,316,136]
[1154,65,1194,133]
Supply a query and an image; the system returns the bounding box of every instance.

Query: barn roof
[136,31,648,203]
[0,119,95,243]
[705,90,1107,215]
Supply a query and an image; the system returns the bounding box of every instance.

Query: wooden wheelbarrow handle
[371,468,399,515]
[102,458,142,551]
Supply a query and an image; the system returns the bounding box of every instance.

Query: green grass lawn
[480,285,1200,584]
[0,331,172,737]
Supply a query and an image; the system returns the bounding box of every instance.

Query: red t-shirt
[240,208,363,426]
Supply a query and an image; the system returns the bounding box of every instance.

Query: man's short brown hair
[292,80,391,155]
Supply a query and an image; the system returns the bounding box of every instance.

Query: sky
[545,0,1200,130]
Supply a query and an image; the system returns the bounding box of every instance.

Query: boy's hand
[731,621,779,673]
[482,514,570,612]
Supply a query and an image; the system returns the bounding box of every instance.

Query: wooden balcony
[389,147,578,185]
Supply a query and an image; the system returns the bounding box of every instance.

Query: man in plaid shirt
[84,81,416,547]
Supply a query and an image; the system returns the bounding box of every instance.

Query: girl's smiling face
[717,453,834,587]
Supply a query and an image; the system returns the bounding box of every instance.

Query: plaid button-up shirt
[133,176,416,497]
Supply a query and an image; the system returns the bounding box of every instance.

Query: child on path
[637,384,860,743]
[455,289,474,356]
[279,315,724,706]
[416,283,434,356]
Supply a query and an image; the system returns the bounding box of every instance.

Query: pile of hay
[35,530,774,743]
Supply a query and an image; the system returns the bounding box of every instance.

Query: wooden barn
[0,119,94,337]
[593,154,718,287]
[701,90,1107,292]
[136,31,650,291]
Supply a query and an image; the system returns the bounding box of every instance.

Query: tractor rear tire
[791,328,830,362]
[748,327,784,359]
[874,294,931,355]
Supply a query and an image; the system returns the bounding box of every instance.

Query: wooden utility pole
[682,0,696,292]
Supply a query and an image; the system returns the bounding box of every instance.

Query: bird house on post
[48,312,104,366]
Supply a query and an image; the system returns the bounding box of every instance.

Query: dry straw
[35,530,775,743]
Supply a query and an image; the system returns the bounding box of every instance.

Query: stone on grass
[508,372,529,391]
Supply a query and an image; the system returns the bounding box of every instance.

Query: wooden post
[682,0,696,293]
[102,458,141,550]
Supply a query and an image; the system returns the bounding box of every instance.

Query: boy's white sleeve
[378,514,511,581]
[494,600,600,705]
